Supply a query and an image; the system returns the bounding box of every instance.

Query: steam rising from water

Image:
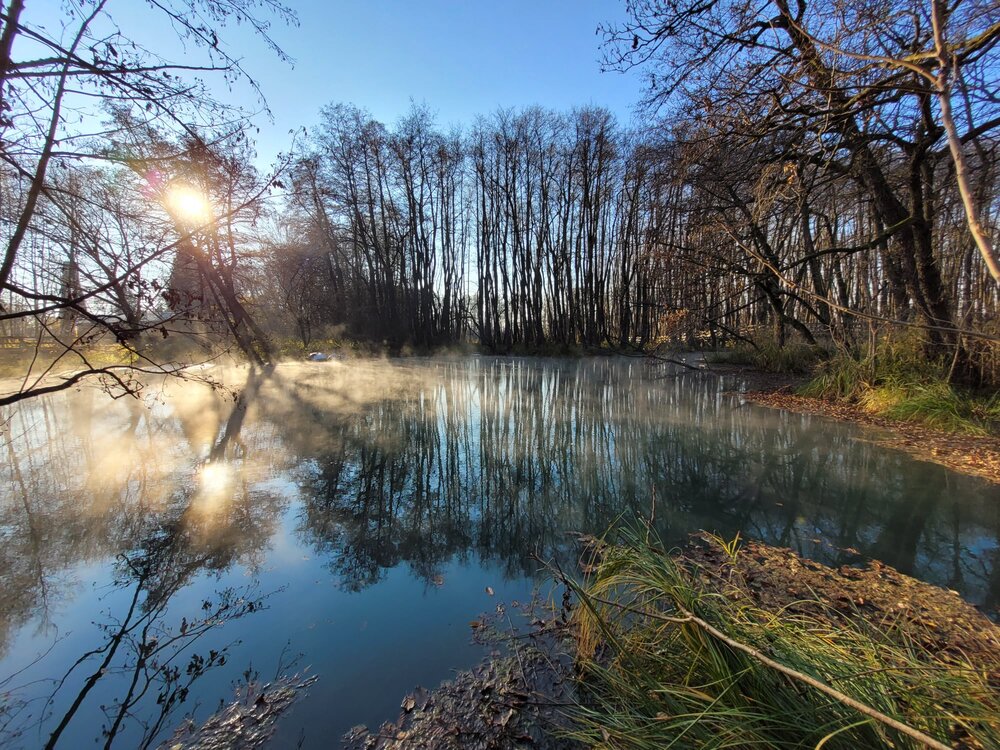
[3,358,999,601]
[0,357,997,747]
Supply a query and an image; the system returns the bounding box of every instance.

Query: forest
[0,0,998,398]
[2,3,1000,749]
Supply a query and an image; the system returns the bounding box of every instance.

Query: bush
[709,337,824,374]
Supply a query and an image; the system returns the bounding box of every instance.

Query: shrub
[709,337,824,374]
[801,334,998,435]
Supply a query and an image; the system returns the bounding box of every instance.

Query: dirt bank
[683,535,1000,668]
[695,360,1000,484]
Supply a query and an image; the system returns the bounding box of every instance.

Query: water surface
[1,357,997,748]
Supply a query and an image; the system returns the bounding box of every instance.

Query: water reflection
[266,359,998,605]
[0,357,998,746]
[0,503,271,749]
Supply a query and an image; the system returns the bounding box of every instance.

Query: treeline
[260,0,1000,380]
[273,104,674,350]
[268,96,998,365]
[597,0,1000,380]
[3,0,999,405]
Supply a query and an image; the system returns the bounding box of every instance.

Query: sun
[165,183,213,224]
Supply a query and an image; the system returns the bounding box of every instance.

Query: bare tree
[599,0,999,372]
[0,0,295,404]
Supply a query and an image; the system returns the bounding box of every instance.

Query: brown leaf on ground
[342,650,579,750]
[683,535,1000,675]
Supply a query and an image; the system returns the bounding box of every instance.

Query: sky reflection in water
[0,357,997,748]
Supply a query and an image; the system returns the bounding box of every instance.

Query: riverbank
[341,533,1000,749]
[693,353,1000,484]
[745,389,1000,484]
[699,337,1000,484]
[732,376,1000,485]
[569,532,1000,749]
[342,648,579,750]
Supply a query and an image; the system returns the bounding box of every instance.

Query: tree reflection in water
[0,520,271,749]
[278,359,998,607]
[0,357,997,747]
[0,368,281,748]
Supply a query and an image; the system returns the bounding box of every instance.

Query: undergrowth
[801,335,1000,435]
[567,529,1000,749]
[271,335,484,359]
[0,341,138,378]
[708,339,824,374]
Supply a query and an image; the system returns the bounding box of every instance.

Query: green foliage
[567,529,1000,750]
[801,335,999,435]
[799,334,928,400]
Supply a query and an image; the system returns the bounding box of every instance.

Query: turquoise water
[0,357,997,748]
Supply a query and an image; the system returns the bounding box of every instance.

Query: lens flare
[165,183,212,224]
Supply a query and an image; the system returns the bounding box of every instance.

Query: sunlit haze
[164,183,213,225]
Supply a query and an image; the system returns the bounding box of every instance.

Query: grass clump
[567,529,999,749]
[709,338,824,374]
[801,335,999,435]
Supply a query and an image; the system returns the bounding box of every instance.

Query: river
[1,357,997,748]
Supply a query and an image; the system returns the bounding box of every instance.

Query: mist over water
[1,357,997,748]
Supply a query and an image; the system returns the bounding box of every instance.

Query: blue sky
[237,0,647,162]
[34,0,646,166]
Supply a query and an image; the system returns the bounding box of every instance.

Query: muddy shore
[744,389,1000,485]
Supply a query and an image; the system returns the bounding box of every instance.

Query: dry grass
[566,529,1000,749]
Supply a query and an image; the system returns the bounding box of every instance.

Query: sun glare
[198,461,233,497]
[165,183,212,224]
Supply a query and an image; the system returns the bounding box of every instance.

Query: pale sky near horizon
[31,1,648,167]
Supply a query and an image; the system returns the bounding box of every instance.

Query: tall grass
[709,339,823,374]
[566,529,999,749]
[801,335,999,435]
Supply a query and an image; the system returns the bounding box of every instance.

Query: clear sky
[238,0,646,164]
[33,0,646,167]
